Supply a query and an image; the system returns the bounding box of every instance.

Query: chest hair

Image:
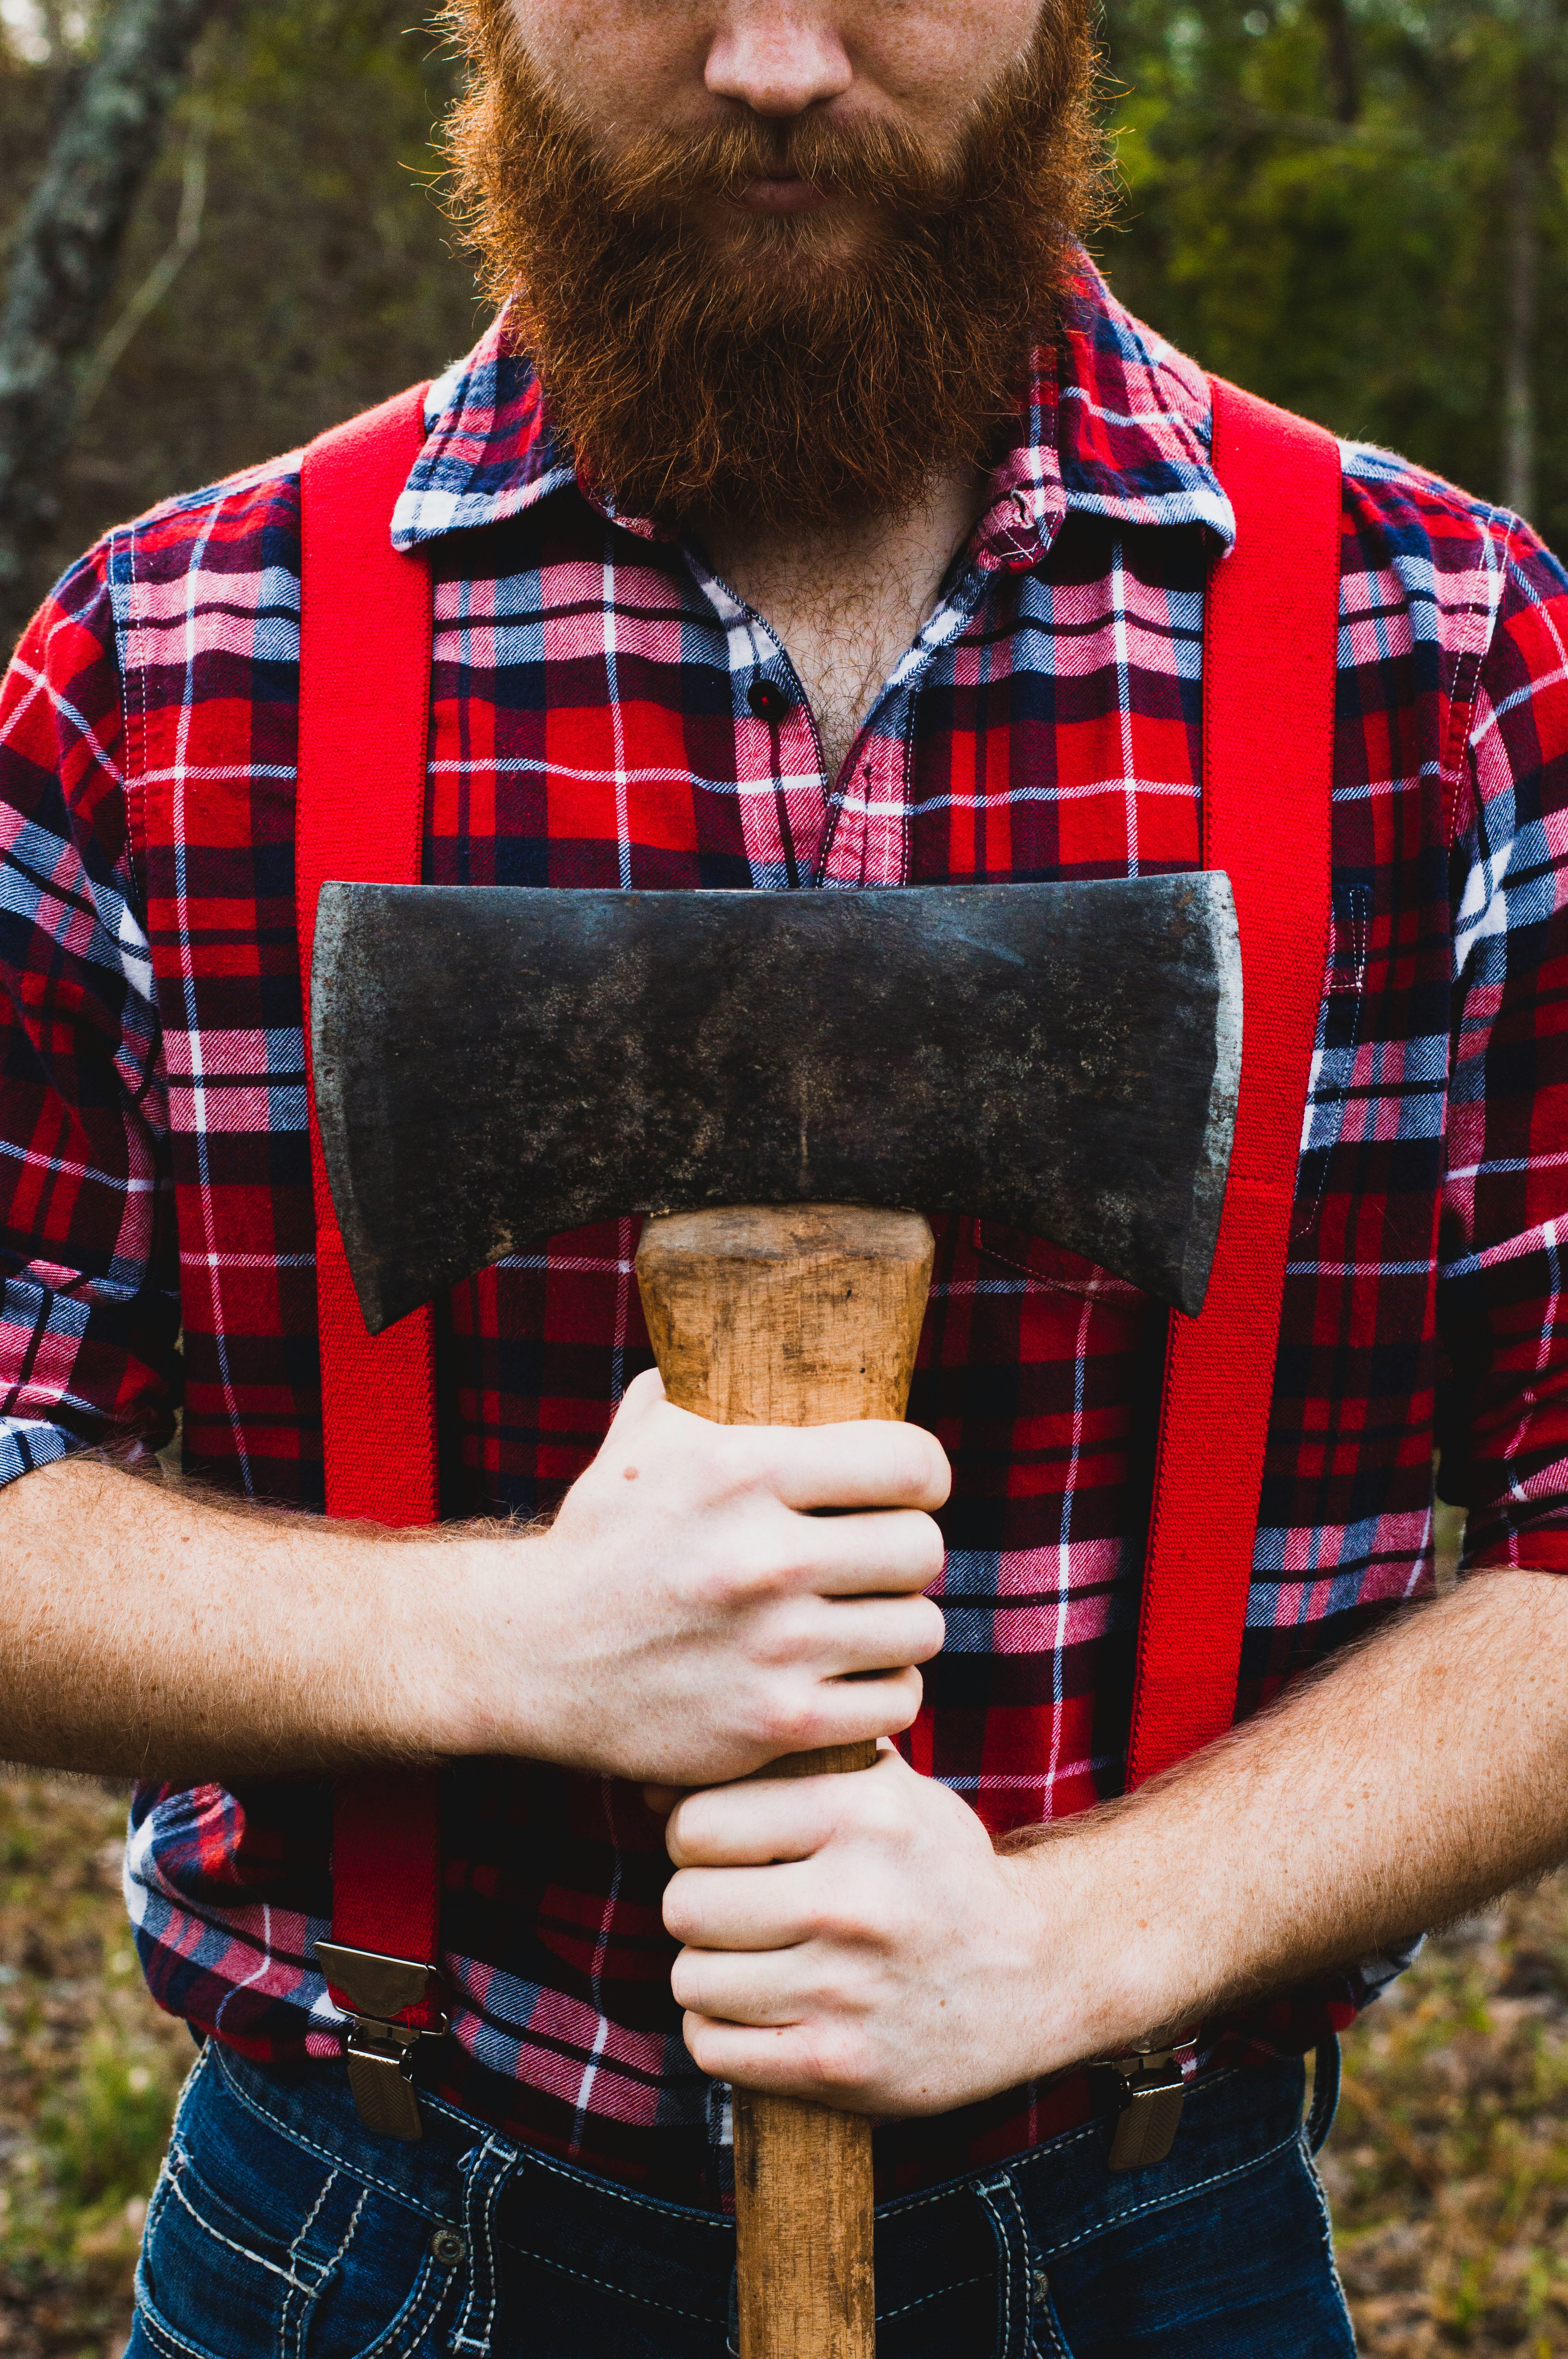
[699,469,988,789]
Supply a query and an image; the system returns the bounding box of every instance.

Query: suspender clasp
[1103,2034,1198,2172]
[313,1939,448,2142]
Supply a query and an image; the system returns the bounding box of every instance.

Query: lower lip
[730,178,831,214]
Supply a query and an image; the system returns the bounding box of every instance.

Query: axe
[311,878,1240,2359]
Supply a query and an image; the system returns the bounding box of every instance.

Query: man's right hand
[472,1368,949,1787]
[0,1377,947,1784]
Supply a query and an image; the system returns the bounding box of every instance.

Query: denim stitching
[875,2114,1104,2219]
[356,2254,448,2359]
[1029,2283,1076,2359]
[142,2150,178,2248]
[287,2165,339,2276]
[1033,2123,1301,2262]
[279,2161,339,2359]
[211,2044,733,2241]
[1297,2138,1357,2343]
[305,2180,368,2359]
[503,2140,733,2232]
[131,2294,229,2359]
[875,2064,1258,2232]
[1001,2178,1042,2359]
[451,2137,501,2355]
[454,2137,517,2355]
[874,2269,990,2323]
[492,2242,724,2328]
[975,2179,1016,2359]
[160,2165,318,2296]
[209,2046,459,2225]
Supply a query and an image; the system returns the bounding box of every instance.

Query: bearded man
[1,2,1566,2353]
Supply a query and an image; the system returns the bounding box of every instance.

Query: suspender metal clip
[313,1940,448,2142]
[1103,2034,1198,2171]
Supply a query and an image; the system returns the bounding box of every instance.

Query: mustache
[591,109,976,220]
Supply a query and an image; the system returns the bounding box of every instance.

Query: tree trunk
[0,0,223,650]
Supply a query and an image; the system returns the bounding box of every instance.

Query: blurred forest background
[3,2,1568,2355]
[3,0,1568,643]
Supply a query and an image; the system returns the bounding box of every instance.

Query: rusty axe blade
[311,878,1240,1336]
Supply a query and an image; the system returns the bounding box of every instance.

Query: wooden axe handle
[636,1203,936,2359]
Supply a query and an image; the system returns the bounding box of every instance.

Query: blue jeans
[128,2039,1354,2359]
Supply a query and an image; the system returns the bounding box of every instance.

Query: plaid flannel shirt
[3,258,1567,2205]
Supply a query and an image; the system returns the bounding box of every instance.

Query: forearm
[0,1457,518,1781]
[660,1568,1568,2117]
[1024,1568,1568,2065]
[0,1382,948,1790]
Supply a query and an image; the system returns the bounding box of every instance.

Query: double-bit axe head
[311,878,1241,1336]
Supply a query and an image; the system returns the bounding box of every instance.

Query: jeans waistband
[207,2033,1328,2260]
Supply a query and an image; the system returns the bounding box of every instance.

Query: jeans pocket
[131,2052,454,2359]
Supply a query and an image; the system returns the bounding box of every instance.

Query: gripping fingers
[665,1859,822,1951]
[809,1662,925,1747]
[672,1943,813,2026]
[791,1505,947,1597]
[818,1593,945,1676]
[757,1421,951,1514]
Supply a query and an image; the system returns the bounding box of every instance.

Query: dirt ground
[0,1772,1564,2357]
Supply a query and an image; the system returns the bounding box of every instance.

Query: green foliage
[0,0,479,608]
[40,2032,176,2212]
[1098,0,1568,540]
[0,1778,190,2350]
[3,0,1568,599]
[1325,1878,1568,2350]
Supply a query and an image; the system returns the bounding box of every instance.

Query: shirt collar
[390,253,1234,560]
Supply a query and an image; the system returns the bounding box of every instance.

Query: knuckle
[668,1952,702,2010]
[885,1667,924,1731]
[761,1691,822,1754]
[887,1429,949,1507]
[681,2012,720,2071]
[804,2023,876,2098]
[661,1878,698,1941]
[663,1806,701,1868]
[911,1513,947,1578]
[913,1598,947,1655]
[918,1432,954,1503]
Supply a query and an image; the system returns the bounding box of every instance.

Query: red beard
[442,2,1108,526]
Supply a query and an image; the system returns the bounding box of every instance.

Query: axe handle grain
[636,1203,936,2359]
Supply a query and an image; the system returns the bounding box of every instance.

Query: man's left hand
[658,1747,1061,2116]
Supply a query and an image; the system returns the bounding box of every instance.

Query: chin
[708,214,880,287]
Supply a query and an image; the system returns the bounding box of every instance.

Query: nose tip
[704,24,854,120]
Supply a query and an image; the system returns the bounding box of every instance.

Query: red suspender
[296,374,1340,2124]
[296,387,445,2034]
[1127,380,1341,1788]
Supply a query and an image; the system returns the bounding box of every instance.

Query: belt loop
[1305,2034,1341,2154]
[974,2174,1038,2359]
[451,2136,521,2357]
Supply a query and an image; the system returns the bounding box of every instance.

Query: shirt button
[748,679,789,723]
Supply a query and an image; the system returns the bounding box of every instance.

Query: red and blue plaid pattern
[4,259,1568,2203]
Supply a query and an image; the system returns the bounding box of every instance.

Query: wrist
[382,1524,554,1762]
[1007,1803,1200,2076]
